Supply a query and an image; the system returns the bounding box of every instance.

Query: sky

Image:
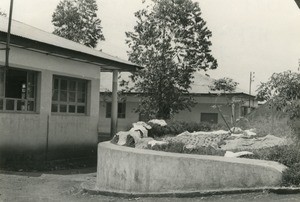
[0,0,300,93]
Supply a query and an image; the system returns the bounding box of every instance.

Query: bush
[244,144,300,168]
[241,143,300,186]
[148,121,216,137]
[282,163,300,187]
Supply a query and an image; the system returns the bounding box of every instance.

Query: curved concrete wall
[96,142,286,194]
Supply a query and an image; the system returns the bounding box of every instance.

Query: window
[106,102,126,119]
[241,106,248,116]
[0,67,37,112]
[201,113,218,124]
[51,76,87,114]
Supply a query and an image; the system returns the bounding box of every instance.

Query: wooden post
[111,70,118,137]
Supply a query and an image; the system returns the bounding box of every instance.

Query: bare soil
[1,167,300,202]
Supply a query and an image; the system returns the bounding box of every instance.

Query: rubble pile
[111,122,289,158]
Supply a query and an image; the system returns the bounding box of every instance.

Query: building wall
[174,96,241,125]
[0,45,100,163]
[99,100,139,134]
[99,94,256,135]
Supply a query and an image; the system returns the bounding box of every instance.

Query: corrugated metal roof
[0,16,139,69]
[100,71,248,95]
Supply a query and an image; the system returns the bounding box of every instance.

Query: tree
[125,0,217,119]
[209,77,239,129]
[52,0,104,48]
[209,77,238,93]
[257,70,300,119]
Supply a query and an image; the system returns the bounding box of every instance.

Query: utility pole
[248,71,255,111]
[5,0,14,68]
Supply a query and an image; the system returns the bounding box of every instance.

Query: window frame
[0,67,37,113]
[106,102,126,119]
[51,75,88,115]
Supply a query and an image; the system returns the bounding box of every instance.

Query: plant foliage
[256,71,300,119]
[244,143,300,186]
[148,121,218,137]
[209,77,238,93]
[52,0,104,48]
[125,0,217,119]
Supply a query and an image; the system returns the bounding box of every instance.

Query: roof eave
[99,91,256,98]
[0,32,142,72]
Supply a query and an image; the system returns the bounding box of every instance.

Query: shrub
[241,143,300,186]
[148,121,214,137]
[282,163,300,187]
[244,144,300,168]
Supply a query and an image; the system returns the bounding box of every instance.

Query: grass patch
[248,117,292,138]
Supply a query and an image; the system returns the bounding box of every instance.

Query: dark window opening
[106,102,126,119]
[0,68,37,112]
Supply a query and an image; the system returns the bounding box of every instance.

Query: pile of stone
[112,122,289,158]
[112,120,168,149]
[162,130,230,150]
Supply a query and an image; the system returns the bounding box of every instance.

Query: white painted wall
[0,45,100,162]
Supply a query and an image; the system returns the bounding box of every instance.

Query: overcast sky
[0,0,300,92]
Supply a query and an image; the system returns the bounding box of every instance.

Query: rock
[135,137,155,149]
[163,130,229,149]
[224,151,254,158]
[243,129,257,137]
[130,122,152,138]
[185,144,197,150]
[148,140,168,147]
[177,130,229,137]
[148,119,167,126]
[116,131,130,146]
[116,130,142,146]
[134,121,152,129]
[230,127,243,134]
[230,133,245,138]
[130,124,148,138]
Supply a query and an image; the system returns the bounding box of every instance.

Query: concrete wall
[96,142,286,194]
[0,45,100,163]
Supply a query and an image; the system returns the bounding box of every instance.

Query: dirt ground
[1,167,300,202]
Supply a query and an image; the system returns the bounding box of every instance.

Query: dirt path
[1,168,300,202]
[0,168,116,202]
